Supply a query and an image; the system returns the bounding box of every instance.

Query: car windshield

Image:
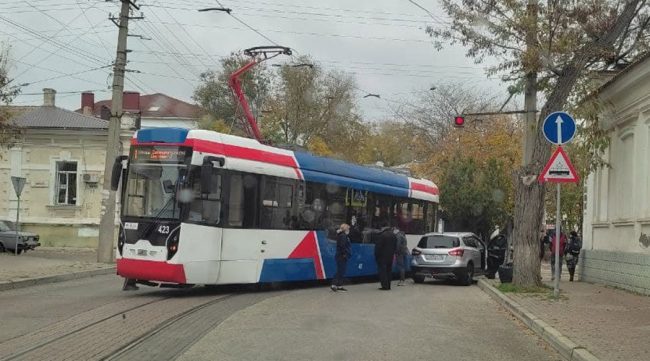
[0,220,15,232]
[418,235,460,249]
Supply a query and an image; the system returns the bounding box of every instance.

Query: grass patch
[497,283,550,294]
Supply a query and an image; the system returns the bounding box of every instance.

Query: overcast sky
[2,0,510,121]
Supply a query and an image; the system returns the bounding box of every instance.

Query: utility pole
[523,0,538,166]
[97,0,138,263]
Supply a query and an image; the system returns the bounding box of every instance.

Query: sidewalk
[486,263,650,361]
[0,247,115,290]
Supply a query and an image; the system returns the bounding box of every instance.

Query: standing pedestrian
[550,230,567,281]
[331,223,352,292]
[565,231,582,282]
[394,227,409,286]
[374,223,397,290]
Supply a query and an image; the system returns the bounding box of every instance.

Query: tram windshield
[122,146,191,220]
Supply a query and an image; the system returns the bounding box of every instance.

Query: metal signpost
[539,112,578,298]
[11,176,26,256]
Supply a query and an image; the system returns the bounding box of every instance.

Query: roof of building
[88,93,202,119]
[11,106,107,129]
[595,52,650,94]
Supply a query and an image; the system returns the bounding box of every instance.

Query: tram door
[218,172,262,284]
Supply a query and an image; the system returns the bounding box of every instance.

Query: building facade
[582,53,650,294]
[0,89,203,248]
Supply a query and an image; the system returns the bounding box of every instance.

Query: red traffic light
[454,116,465,128]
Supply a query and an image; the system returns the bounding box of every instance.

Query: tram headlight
[167,231,180,260]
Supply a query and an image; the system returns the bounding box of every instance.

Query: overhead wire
[75,0,113,59]
[215,0,280,45]
[14,1,106,67]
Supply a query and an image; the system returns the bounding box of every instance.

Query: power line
[16,88,109,96]
[144,2,207,75]
[145,20,435,44]
[155,1,221,69]
[24,64,112,86]
[13,1,104,67]
[75,0,113,59]
[406,0,448,24]
[215,0,280,45]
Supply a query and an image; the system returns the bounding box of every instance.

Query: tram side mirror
[163,180,175,193]
[111,155,129,191]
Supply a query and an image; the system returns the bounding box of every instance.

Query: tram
[112,127,439,287]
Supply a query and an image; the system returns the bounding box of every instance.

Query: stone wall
[580,249,650,295]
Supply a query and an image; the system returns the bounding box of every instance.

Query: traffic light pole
[97,0,134,263]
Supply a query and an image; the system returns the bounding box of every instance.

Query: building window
[55,161,77,205]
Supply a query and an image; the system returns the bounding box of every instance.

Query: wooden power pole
[97,0,137,263]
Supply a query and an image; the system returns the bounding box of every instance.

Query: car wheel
[0,243,4,253]
[16,248,23,255]
[413,275,425,284]
[461,264,474,286]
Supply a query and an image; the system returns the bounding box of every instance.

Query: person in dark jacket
[331,223,352,292]
[565,231,582,282]
[394,227,409,286]
[374,224,397,290]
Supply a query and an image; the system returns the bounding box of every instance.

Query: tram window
[187,167,222,225]
[261,177,296,230]
[425,202,437,232]
[227,174,244,227]
[326,184,346,229]
[225,172,259,228]
[300,183,327,230]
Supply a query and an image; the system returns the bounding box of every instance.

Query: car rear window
[417,235,460,249]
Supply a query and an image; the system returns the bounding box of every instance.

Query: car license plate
[137,249,147,256]
[425,255,444,261]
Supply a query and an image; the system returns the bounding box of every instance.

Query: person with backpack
[393,227,409,286]
[565,231,582,282]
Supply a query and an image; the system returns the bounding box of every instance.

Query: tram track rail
[0,289,234,361]
[101,294,237,361]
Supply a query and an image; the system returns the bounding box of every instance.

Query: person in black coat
[331,223,352,292]
[374,224,397,290]
[565,231,582,282]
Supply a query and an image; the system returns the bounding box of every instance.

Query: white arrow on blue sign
[542,111,576,145]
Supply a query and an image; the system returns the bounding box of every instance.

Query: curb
[477,279,599,361]
[0,267,116,292]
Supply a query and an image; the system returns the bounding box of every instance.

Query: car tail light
[411,249,422,256]
[448,248,464,257]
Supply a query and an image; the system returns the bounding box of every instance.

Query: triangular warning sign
[538,146,579,183]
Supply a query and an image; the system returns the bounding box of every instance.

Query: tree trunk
[511,0,642,287]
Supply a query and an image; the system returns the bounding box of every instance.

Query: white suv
[411,232,486,286]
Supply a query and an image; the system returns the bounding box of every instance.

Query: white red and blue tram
[113,127,439,287]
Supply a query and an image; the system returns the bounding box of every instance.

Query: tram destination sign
[133,146,189,162]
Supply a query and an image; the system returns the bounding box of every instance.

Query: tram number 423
[158,225,170,234]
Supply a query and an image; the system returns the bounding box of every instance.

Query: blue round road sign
[542,111,576,145]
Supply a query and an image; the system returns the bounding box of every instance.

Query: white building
[582,53,650,294]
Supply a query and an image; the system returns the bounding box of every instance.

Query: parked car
[411,232,486,286]
[0,220,40,254]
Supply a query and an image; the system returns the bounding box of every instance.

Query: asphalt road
[0,275,561,361]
